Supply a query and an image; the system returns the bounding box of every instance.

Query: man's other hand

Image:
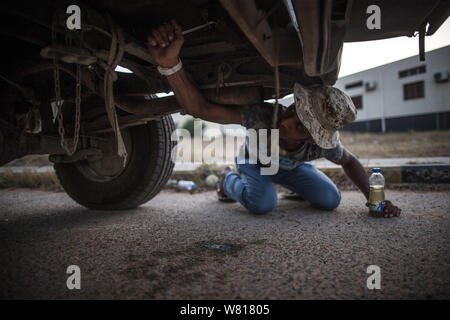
[147,19,184,68]
[366,200,402,218]
[382,200,402,218]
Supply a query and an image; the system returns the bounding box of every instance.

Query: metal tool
[182,21,216,35]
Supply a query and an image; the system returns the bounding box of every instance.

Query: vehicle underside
[1,0,448,209]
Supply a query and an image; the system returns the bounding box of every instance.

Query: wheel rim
[75,128,133,183]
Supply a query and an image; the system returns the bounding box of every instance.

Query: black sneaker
[216,166,235,202]
[280,190,305,201]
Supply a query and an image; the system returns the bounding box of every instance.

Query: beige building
[334,45,450,132]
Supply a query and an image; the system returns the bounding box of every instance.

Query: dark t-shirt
[238,102,343,170]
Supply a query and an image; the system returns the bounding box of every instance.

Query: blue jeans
[223,161,341,214]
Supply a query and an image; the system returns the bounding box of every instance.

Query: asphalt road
[0,188,449,299]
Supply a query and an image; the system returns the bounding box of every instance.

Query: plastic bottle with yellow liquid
[368,168,385,217]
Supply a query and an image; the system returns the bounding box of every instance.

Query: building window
[399,65,426,78]
[351,95,363,110]
[403,81,424,100]
[345,81,363,90]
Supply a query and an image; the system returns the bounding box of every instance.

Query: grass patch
[0,168,62,191]
[176,130,450,162]
[4,154,52,167]
[404,161,443,165]
[340,130,450,158]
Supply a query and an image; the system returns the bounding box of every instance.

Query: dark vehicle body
[1,0,448,209]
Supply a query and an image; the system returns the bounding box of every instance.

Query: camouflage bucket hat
[293,83,357,149]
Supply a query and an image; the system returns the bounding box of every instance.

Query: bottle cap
[372,168,381,173]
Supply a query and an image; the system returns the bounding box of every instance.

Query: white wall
[335,45,450,122]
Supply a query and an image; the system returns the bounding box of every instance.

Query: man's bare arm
[165,68,242,124]
[147,20,242,124]
[338,148,370,199]
[337,148,402,217]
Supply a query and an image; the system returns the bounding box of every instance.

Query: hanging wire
[271,16,281,129]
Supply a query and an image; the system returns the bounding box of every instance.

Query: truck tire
[54,116,176,210]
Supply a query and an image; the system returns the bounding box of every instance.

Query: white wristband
[157,59,183,76]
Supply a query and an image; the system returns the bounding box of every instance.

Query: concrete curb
[173,164,450,185]
[401,164,450,183]
[1,164,449,188]
[309,164,450,184]
[320,166,402,184]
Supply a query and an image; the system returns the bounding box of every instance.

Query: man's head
[278,107,314,144]
[279,84,357,149]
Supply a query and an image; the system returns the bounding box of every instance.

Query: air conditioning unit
[434,71,449,83]
[365,81,377,91]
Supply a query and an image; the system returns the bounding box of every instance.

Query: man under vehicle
[147,20,402,218]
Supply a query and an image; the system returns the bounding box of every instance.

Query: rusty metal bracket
[49,148,103,164]
[219,0,301,66]
[40,45,98,66]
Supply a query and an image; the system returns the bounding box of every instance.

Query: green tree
[180,117,206,136]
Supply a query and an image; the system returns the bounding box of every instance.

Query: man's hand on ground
[366,199,402,218]
[383,200,402,218]
[147,19,184,68]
